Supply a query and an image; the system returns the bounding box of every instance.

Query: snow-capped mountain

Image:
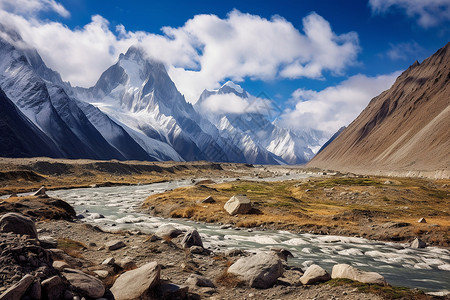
[0,23,325,164]
[195,82,323,164]
[75,46,245,163]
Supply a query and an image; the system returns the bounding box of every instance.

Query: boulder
[155,281,189,299]
[411,238,427,248]
[0,212,38,239]
[185,274,215,288]
[106,240,125,251]
[331,264,386,285]
[62,268,105,298]
[28,281,41,300]
[270,247,294,261]
[155,224,183,239]
[224,195,252,215]
[227,252,283,288]
[110,261,160,300]
[0,274,35,300]
[181,229,203,248]
[93,270,109,279]
[300,264,331,285]
[41,275,65,300]
[201,196,216,203]
[39,235,58,248]
[52,260,70,270]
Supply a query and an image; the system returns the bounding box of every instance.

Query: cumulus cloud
[0,4,360,102]
[368,0,450,27]
[0,0,70,17]
[276,72,401,135]
[197,93,274,115]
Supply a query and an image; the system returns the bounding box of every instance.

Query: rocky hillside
[308,43,450,177]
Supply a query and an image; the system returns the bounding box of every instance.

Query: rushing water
[44,178,450,293]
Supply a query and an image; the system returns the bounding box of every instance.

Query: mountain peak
[221,81,244,93]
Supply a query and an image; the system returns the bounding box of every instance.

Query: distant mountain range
[308,42,450,176]
[0,24,326,164]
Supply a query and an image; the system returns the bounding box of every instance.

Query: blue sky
[0,0,449,134]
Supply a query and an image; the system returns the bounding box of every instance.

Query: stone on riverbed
[411,238,426,248]
[181,229,203,248]
[155,224,183,239]
[300,264,331,285]
[110,261,160,300]
[224,195,252,215]
[106,240,125,251]
[227,252,283,288]
[331,264,386,285]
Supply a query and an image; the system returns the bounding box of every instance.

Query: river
[45,177,450,294]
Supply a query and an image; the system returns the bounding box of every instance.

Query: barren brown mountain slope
[308,42,450,178]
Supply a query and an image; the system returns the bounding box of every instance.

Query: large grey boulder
[181,229,203,248]
[0,213,38,239]
[300,264,331,285]
[331,264,386,285]
[227,252,283,288]
[62,268,105,298]
[411,238,426,248]
[155,224,183,239]
[224,195,252,215]
[0,274,35,300]
[110,261,160,300]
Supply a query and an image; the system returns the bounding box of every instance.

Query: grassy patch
[316,177,382,187]
[57,238,86,258]
[326,278,427,299]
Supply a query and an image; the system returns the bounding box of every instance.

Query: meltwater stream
[47,179,450,293]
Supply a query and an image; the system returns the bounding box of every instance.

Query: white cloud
[276,72,401,135]
[368,0,450,27]
[0,0,70,17]
[197,94,273,115]
[0,6,360,102]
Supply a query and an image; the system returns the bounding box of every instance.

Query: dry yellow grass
[143,176,450,246]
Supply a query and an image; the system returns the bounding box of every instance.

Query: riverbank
[143,177,450,247]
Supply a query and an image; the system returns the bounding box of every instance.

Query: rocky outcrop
[300,264,331,285]
[0,213,38,239]
[110,261,160,300]
[331,264,386,285]
[224,195,252,215]
[227,252,283,288]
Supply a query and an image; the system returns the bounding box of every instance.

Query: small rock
[105,240,125,251]
[201,196,216,203]
[155,282,188,299]
[190,246,204,254]
[418,218,427,223]
[117,257,137,270]
[39,236,58,248]
[33,186,47,196]
[224,195,252,215]
[225,249,244,257]
[101,257,115,265]
[300,264,331,285]
[93,270,109,279]
[53,260,70,270]
[411,238,427,248]
[155,224,183,239]
[181,229,203,248]
[185,274,215,288]
[270,248,294,261]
